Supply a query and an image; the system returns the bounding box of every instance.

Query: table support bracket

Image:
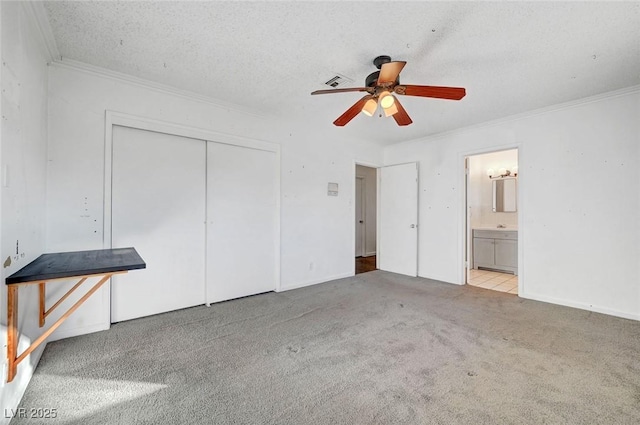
[6,273,117,383]
[40,277,88,328]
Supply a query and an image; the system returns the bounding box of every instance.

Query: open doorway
[355,164,377,274]
[465,149,519,294]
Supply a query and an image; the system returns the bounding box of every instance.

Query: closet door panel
[206,143,277,303]
[111,126,206,322]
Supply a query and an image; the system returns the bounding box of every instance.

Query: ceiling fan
[311,55,466,126]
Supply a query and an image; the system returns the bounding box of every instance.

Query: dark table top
[6,247,146,285]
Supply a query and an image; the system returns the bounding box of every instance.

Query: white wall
[45,61,383,339]
[0,2,50,421]
[468,149,518,228]
[355,164,377,256]
[384,88,640,320]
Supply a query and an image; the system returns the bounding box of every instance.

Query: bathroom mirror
[493,178,517,212]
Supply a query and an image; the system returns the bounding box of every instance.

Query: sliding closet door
[111,126,206,322]
[206,142,277,303]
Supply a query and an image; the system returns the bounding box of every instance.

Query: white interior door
[111,126,206,322]
[355,177,364,257]
[206,142,277,303]
[378,162,418,276]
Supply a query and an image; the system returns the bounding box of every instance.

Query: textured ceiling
[43,1,640,145]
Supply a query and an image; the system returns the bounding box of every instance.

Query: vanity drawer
[473,230,517,240]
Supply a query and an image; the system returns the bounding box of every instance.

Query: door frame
[353,160,381,274]
[103,111,281,327]
[460,144,523,296]
[355,176,366,257]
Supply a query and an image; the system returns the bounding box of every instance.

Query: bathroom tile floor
[467,269,518,294]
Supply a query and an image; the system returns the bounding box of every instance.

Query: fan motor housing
[365,71,380,88]
[365,71,400,88]
[367,56,400,87]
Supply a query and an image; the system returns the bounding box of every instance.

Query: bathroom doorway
[465,149,519,294]
[355,164,377,274]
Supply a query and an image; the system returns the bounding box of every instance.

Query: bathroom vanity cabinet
[472,229,518,274]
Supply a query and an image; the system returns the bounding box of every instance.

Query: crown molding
[22,1,61,62]
[21,1,272,119]
[396,84,640,147]
[50,58,272,119]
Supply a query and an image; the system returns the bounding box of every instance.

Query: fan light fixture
[361,98,378,116]
[379,91,395,109]
[383,102,398,117]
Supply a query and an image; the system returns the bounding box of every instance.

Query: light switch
[327,182,338,196]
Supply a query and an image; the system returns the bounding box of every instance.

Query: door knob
[359,220,364,223]
[410,224,416,228]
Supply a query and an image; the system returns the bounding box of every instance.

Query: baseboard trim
[49,322,110,342]
[278,272,354,292]
[418,273,462,286]
[363,252,377,257]
[520,291,639,321]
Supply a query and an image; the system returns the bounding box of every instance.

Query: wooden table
[5,247,145,382]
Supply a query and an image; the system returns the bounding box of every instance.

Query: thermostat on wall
[328,182,339,196]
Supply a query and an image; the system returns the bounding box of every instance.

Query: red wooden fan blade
[377,61,406,85]
[392,97,413,126]
[395,85,466,100]
[311,87,373,95]
[333,95,373,126]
